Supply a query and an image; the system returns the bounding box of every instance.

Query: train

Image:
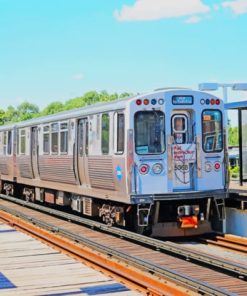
[0,88,228,237]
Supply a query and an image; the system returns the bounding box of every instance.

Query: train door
[171,112,196,190]
[31,127,39,179]
[77,118,89,186]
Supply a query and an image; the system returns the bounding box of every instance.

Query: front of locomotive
[126,89,227,237]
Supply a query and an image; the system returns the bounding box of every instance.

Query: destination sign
[172,96,193,105]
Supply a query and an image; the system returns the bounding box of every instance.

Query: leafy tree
[228,127,239,146]
[41,101,64,115]
[17,101,40,121]
[4,106,19,123]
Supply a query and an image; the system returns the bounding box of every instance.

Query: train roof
[0,88,218,130]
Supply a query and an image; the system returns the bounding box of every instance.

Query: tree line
[0,91,132,125]
[0,90,239,145]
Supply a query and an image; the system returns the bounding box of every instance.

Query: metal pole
[238,109,243,186]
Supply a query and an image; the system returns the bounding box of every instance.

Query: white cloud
[213,4,220,11]
[72,73,84,81]
[114,0,210,21]
[185,15,202,24]
[222,0,247,15]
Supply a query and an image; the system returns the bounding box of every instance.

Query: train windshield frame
[134,111,165,155]
[202,109,223,153]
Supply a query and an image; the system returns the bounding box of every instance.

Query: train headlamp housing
[143,98,149,105]
[205,161,212,172]
[139,164,149,175]
[214,161,221,171]
[136,99,142,105]
[158,98,164,105]
[152,163,163,174]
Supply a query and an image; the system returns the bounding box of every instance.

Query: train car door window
[85,121,89,156]
[78,119,88,157]
[43,125,50,154]
[3,132,7,154]
[172,115,188,144]
[101,114,109,155]
[51,123,59,154]
[20,129,26,155]
[7,131,12,155]
[60,122,68,154]
[114,113,125,154]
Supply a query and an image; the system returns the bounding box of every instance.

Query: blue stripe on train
[0,229,16,233]
[0,273,16,289]
[41,283,130,296]
[80,283,130,295]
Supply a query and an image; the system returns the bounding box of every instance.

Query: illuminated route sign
[172,96,193,105]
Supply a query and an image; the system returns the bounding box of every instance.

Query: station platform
[0,221,140,296]
[229,181,247,196]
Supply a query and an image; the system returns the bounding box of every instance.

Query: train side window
[85,121,89,156]
[101,114,109,155]
[115,113,125,154]
[3,131,7,155]
[7,131,12,155]
[60,122,68,153]
[20,129,26,155]
[202,110,223,153]
[43,125,50,154]
[51,123,59,153]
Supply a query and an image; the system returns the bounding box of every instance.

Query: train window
[20,129,26,154]
[7,131,12,155]
[43,125,50,154]
[101,114,109,154]
[117,113,125,153]
[96,115,100,140]
[85,121,89,156]
[135,111,165,155]
[202,110,223,153]
[172,115,188,144]
[60,122,68,153]
[51,123,59,153]
[3,131,7,155]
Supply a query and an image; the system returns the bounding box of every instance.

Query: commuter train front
[0,88,227,237]
[127,90,227,236]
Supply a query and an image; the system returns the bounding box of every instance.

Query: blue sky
[0,0,247,122]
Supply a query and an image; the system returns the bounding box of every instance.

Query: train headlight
[139,164,149,174]
[205,161,212,172]
[214,161,221,171]
[152,163,163,174]
[143,99,149,105]
[158,98,164,105]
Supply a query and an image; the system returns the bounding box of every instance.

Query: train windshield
[135,111,165,154]
[202,110,223,152]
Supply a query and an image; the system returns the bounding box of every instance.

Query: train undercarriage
[0,180,226,237]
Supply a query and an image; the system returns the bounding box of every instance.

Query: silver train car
[0,88,228,236]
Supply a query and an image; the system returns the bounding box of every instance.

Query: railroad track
[0,194,247,295]
[200,234,247,255]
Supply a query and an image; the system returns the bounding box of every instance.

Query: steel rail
[0,193,246,279]
[0,204,236,296]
